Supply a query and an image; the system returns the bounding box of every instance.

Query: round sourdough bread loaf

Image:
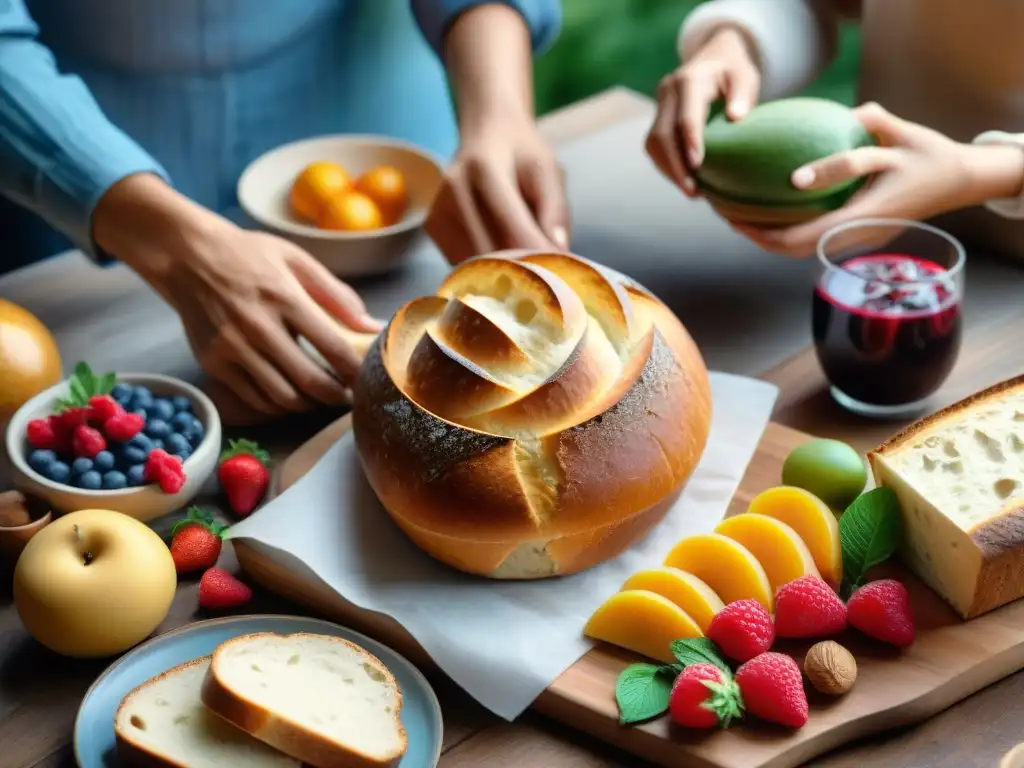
[353,250,712,579]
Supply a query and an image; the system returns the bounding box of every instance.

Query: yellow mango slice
[747,485,843,589]
[715,513,820,593]
[663,534,774,611]
[584,589,703,664]
[621,567,725,633]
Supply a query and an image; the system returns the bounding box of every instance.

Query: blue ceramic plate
[74,614,443,767]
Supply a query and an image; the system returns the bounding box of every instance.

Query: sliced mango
[715,513,820,593]
[621,567,725,633]
[663,533,774,611]
[584,589,703,664]
[747,486,843,589]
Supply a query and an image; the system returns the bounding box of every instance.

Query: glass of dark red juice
[812,218,965,419]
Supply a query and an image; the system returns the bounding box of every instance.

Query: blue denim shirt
[0,0,561,271]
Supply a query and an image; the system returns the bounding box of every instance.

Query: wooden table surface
[3,87,1024,768]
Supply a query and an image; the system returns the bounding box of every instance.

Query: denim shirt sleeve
[0,0,169,263]
[411,0,562,59]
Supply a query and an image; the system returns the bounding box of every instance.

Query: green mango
[696,98,875,212]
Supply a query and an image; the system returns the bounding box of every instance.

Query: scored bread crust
[354,249,712,578]
[114,657,209,768]
[869,374,1024,618]
[200,632,407,768]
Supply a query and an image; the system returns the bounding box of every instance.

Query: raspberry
[706,599,775,663]
[145,449,186,494]
[52,407,88,435]
[26,418,58,449]
[104,411,145,441]
[774,576,848,639]
[88,394,123,424]
[158,468,186,494]
[72,425,107,458]
[847,579,915,648]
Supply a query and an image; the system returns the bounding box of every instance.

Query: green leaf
[840,486,903,595]
[615,664,673,725]
[73,361,93,382]
[170,506,228,538]
[219,438,271,467]
[96,372,117,396]
[69,377,89,404]
[670,638,731,676]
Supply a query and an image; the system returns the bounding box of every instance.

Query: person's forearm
[444,3,536,132]
[957,135,1024,218]
[678,0,840,100]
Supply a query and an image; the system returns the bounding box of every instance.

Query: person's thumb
[519,159,571,251]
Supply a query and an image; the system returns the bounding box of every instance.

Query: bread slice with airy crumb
[114,656,301,768]
[201,632,408,768]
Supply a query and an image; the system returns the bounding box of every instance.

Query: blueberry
[181,416,205,445]
[128,388,153,411]
[146,418,171,439]
[128,433,154,452]
[71,457,94,476]
[122,445,149,464]
[166,432,191,456]
[49,461,71,484]
[126,464,147,487]
[93,450,115,472]
[171,395,193,413]
[150,438,164,451]
[76,470,102,490]
[28,449,57,473]
[102,470,128,490]
[132,407,149,422]
[150,398,175,421]
[177,447,192,463]
[171,412,194,432]
[111,382,133,402]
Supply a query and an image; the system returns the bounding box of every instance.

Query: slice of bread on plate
[201,632,408,768]
[114,656,301,767]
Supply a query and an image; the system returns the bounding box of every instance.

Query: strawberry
[52,407,88,435]
[26,418,57,450]
[72,424,107,458]
[218,439,271,517]
[87,394,123,424]
[169,507,227,573]
[198,567,252,610]
[145,449,186,494]
[774,575,848,639]
[847,579,915,648]
[104,411,145,441]
[706,599,774,662]
[668,663,743,729]
[734,652,809,728]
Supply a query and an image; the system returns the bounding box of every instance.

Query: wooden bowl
[237,134,445,278]
[0,490,52,562]
[5,373,221,523]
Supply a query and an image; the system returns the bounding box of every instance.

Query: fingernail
[552,225,569,250]
[791,166,815,188]
[362,314,386,331]
[688,147,704,168]
[682,177,697,196]
[728,99,749,119]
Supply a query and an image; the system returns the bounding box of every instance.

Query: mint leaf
[840,486,902,595]
[615,664,673,725]
[96,372,117,396]
[670,638,730,676]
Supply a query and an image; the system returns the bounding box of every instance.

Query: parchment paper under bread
[226,372,778,720]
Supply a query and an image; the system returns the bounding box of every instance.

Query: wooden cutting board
[232,416,1024,768]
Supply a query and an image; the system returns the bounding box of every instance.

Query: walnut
[804,640,857,695]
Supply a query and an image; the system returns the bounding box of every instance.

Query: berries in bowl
[5,363,221,523]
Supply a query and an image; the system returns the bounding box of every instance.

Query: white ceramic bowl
[238,134,445,278]
[5,374,221,523]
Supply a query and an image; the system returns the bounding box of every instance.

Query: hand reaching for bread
[352,250,712,579]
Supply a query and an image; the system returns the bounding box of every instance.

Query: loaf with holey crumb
[869,377,1024,618]
[353,249,712,579]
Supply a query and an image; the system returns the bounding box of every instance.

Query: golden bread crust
[869,375,1024,618]
[354,249,712,579]
[201,632,406,768]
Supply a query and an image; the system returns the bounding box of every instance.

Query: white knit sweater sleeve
[677,0,839,101]
[972,131,1024,219]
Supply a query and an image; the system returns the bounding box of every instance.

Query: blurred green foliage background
[534,0,862,114]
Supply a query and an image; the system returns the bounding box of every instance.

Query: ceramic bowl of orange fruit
[237,135,444,277]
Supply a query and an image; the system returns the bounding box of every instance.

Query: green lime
[781,439,867,511]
